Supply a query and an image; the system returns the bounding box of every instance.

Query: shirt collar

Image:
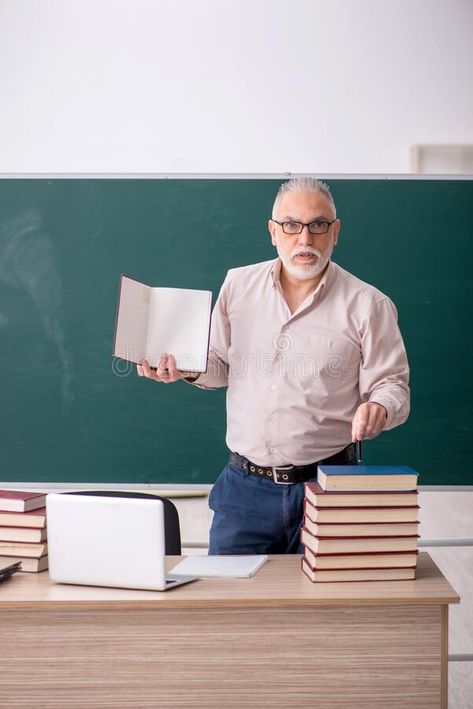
[270,258,282,286]
[271,258,334,300]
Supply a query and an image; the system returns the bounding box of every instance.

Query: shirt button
[266,415,273,421]
[268,447,273,455]
[270,384,277,391]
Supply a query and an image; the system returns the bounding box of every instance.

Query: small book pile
[0,490,48,572]
[300,465,419,583]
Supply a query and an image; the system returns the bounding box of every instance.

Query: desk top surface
[0,553,459,610]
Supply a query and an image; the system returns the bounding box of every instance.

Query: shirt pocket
[304,332,361,387]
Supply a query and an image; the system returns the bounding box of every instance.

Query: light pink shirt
[192,258,410,467]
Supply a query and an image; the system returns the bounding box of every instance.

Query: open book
[113,275,212,373]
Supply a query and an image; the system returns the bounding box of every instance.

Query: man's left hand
[351,402,387,442]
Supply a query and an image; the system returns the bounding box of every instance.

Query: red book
[304,545,419,570]
[305,482,419,508]
[0,526,47,543]
[300,527,419,555]
[0,555,48,573]
[0,490,47,513]
[302,514,419,538]
[301,557,416,583]
[0,507,46,529]
[0,541,47,558]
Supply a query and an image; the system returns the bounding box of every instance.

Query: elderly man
[138,177,410,554]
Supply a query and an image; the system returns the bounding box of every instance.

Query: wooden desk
[0,552,459,708]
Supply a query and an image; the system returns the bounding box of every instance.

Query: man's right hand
[137,354,199,383]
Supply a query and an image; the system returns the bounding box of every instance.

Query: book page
[113,276,151,364]
[145,288,212,372]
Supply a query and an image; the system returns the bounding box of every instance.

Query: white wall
[0,0,472,174]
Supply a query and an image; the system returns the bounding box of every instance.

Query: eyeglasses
[272,219,335,235]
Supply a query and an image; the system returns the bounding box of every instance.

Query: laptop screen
[47,493,168,590]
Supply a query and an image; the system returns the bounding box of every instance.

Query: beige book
[303,516,419,538]
[113,274,212,372]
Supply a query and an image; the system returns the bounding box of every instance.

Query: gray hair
[272,176,336,218]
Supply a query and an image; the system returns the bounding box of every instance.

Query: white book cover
[113,274,213,373]
[170,555,268,578]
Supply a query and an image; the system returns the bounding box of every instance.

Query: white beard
[277,245,332,281]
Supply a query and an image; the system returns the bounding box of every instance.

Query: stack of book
[0,490,48,572]
[300,465,419,583]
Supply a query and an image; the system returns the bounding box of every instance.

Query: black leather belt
[230,445,355,485]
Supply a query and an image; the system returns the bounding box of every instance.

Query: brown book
[0,507,46,529]
[304,546,419,570]
[0,526,47,543]
[0,554,48,573]
[303,515,419,538]
[300,527,418,555]
[305,482,419,508]
[0,541,47,558]
[301,557,416,583]
[317,465,418,492]
[304,499,419,524]
[0,490,47,513]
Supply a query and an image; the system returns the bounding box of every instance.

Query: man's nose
[298,225,313,245]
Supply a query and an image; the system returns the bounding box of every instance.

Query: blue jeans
[208,446,355,555]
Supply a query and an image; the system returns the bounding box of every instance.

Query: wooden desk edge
[0,594,460,611]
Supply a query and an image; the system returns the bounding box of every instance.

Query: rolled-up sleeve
[359,296,410,430]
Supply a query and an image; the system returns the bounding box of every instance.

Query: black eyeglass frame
[271,219,336,235]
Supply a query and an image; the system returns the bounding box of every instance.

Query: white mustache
[292,247,322,259]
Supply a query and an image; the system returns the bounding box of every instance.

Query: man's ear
[333,219,341,246]
[268,219,277,246]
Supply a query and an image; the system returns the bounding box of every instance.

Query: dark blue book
[317,465,418,492]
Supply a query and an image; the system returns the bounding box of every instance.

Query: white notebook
[113,274,212,373]
[170,555,268,578]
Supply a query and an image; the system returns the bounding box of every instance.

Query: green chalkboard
[0,178,471,485]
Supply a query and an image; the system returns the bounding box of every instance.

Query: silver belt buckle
[272,465,295,484]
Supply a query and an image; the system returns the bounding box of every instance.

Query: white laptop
[46,493,197,591]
